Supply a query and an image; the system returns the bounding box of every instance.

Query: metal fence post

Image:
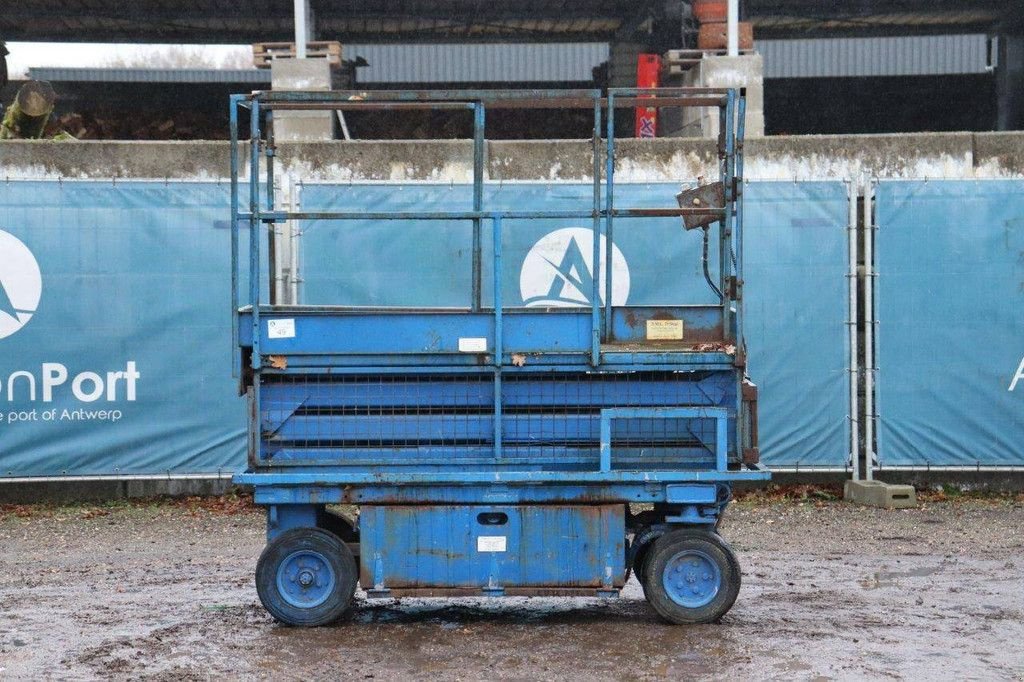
[847,180,860,480]
[492,214,503,460]
[863,180,877,478]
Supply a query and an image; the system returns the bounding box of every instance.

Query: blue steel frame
[229,88,769,498]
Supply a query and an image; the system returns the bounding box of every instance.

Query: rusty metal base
[364,586,622,599]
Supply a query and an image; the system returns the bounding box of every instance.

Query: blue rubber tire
[642,529,741,624]
[256,527,357,627]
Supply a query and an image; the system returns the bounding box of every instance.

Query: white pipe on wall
[727,0,740,56]
[294,0,310,58]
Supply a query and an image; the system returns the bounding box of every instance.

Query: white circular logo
[520,227,630,307]
[0,230,43,340]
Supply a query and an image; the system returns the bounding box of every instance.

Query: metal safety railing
[229,88,748,377]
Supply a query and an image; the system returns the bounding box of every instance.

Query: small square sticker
[477,536,507,552]
[267,319,296,339]
[459,337,488,353]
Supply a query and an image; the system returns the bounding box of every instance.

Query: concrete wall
[4,132,1024,183]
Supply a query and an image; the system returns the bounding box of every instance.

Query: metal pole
[229,96,240,379]
[293,0,310,58]
[848,181,860,481]
[727,0,740,57]
[472,102,485,311]
[265,110,278,306]
[604,93,616,335]
[734,91,747,462]
[249,100,264,468]
[721,92,735,342]
[492,215,503,460]
[335,110,352,140]
[249,99,262,370]
[863,180,876,480]
[291,173,302,305]
[590,94,602,366]
[735,92,746,333]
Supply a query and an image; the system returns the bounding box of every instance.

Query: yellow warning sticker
[646,319,684,340]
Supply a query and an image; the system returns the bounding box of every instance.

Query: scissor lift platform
[230,88,768,626]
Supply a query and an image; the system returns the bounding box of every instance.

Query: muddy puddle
[1,501,1022,680]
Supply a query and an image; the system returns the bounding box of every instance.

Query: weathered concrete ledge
[3,132,1024,182]
[0,478,236,504]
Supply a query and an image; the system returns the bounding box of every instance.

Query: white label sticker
[267,319,296,339]
[458,337,488,353]
[646,319,684,341]
[477,535,507,552]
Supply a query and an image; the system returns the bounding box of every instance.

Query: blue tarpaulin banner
[302,181,852,467]
[0,182,246,476]
[0,179,851,476]
[742,182,851,467]
[875,180,1024,466]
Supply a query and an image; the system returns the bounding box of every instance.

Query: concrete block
[844,480,917,509]
[271,59,334,142]
[668,54,764,138]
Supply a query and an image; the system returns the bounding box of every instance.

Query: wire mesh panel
[607,415,719,471]
[262,374,494,465]
[260,370,735,471]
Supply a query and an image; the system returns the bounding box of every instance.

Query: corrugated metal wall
[348,43,610,83]
[758,34,992,79]
[350,36,987,84]
[29,37,990,87]
[27,67,270,83]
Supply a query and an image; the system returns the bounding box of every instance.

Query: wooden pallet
[253,41,343,69]
[662,48,756,75]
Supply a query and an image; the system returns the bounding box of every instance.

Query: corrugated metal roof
[751,9,1001,35]
[26,67,271,83]
[758,34,992,78]
[2,0,644,43]
[347,43,609,83]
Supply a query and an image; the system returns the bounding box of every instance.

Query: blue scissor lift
[231,88,769,626]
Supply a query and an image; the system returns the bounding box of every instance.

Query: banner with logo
[875,180,1024,466]
[301,181,852,467]
[0,181,246,477]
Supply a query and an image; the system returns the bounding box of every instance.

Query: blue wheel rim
[662,549,722,608]
[276,550,336,609]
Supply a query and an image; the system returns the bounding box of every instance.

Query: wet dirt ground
[1,495,1022,681]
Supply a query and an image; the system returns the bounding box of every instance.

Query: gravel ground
[1,494,1022,681]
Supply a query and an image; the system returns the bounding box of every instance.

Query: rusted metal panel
[367,586,619,598]
[676,182,726,231]
[615,307,724,345]
[359,504,625,590]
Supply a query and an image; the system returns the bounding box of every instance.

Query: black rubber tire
[642,529,741,624]
[710,531,742,579]
[635,543,654,590]
[255,527,358,627]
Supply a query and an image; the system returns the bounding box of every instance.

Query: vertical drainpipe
[727,0,739,57]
